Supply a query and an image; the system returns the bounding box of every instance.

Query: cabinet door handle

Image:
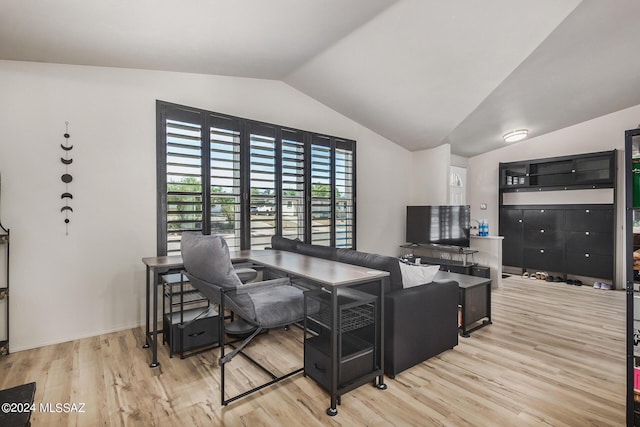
[540,229,544,233]
[540,209,545,213]
[188,331,205,337]
[585,253,590,258]
[585,231,590,236]
[540,249,545,254]
[518,219,523,223]
[585,209,590,213]
[314,362,326,373]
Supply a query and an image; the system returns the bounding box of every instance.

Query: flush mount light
[503,129,528,143]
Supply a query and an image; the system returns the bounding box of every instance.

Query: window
[156,101,356,254]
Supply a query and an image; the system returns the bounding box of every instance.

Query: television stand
[399,244,477,268]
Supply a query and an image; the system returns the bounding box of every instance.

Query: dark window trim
[156,100,357,255]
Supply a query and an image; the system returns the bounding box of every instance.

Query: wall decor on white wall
[60,121,73,235]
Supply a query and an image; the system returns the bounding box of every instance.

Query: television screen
[406,205,471,248]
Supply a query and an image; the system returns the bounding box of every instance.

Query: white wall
[0,60,412,351]
[468,103,640,287]
[410,144,451,205]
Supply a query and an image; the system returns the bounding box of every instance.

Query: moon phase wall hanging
[60,121,73,234]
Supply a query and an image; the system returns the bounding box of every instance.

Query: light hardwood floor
[0,276,626,426]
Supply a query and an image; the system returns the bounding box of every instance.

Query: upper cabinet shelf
[499,150,616,192]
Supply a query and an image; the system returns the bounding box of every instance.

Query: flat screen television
[406,205,471,248]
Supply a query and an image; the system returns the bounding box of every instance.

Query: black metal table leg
[150,269,160,368]
[376,277,387,390]
[143,265,150,349]
[328,287,338,416]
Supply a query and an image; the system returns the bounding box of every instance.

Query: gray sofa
[269,236,459,378]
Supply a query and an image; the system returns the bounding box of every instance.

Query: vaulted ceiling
[1,0,639,157]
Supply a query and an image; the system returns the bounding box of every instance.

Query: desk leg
[143,265,150,349]
[327,287,338,416]
[376,277,387,389]
[150,269,160,368]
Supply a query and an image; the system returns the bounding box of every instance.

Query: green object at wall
[633,158,640,207]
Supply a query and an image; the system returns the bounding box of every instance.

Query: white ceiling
[1,0,639,157]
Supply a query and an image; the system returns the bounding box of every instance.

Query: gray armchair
[180,232,305,405]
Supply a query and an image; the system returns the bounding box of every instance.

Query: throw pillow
[398,261,440,288]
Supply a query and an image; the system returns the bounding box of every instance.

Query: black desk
[142,250,389,415]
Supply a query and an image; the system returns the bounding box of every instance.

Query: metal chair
[180,232,305,405]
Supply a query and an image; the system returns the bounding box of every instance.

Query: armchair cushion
[181,232,242,289]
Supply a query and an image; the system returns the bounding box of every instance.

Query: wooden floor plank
[0,276,626,425]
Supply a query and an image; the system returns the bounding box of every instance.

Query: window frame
[156,100,357,255]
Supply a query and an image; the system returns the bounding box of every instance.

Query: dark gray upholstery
[337,248,403,292]
[295,242,338,261]
[181,232,304,328]
[271,235,301,252]
[234,267,258,283]
[181,232,242,289]
[384,280,458,377]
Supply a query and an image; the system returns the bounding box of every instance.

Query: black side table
[0,382,36,427]
[458,278,492,337]
[434,271,492,337]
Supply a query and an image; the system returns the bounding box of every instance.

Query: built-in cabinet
[500,205,614,281]
[500,150,615,191]
[499,150,616,285]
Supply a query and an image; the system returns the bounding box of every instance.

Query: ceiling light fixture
[503,129,528,143]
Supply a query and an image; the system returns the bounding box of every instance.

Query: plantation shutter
[310,135,332,246]
[335,139,355,248]
[209,114,242,250]
[281,129,305,241]
[248,123,278,249]
[163,110,204,255]
[158,101,356,252]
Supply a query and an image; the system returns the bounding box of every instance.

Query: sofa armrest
[384,280,459,377]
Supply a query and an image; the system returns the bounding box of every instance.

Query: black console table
[400,244,478,275]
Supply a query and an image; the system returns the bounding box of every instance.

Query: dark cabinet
[563,207,614,279]
[573,154,615,184]
[522,209,564,252]
[499,208,523,267]
[499,150,616,191]
[500,205,614,281]
[565,231,613,254]
[565,208,613,233]
[523,247,564,272]
[523,209,564,230]
[565,252,612,279]
[499,150,616,283]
